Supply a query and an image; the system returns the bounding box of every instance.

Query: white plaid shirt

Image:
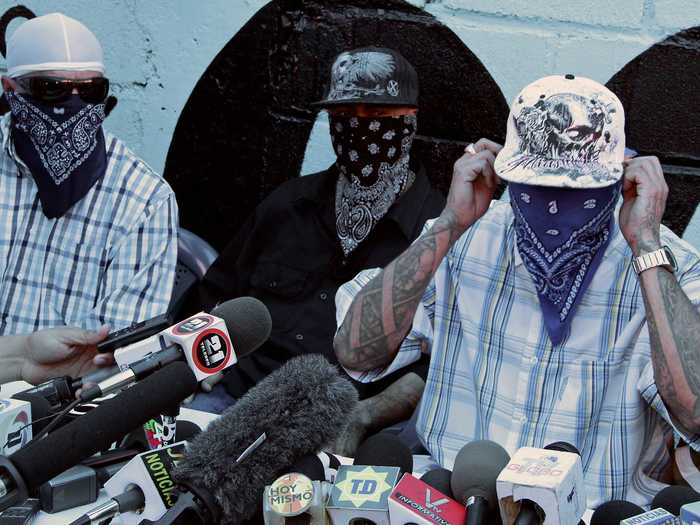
[336,200,700,509]
[0,114,178,335]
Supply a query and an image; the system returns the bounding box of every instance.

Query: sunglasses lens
[79,78,109,103]
[31,78,71,102]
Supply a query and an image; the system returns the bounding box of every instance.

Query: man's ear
[1,76,16,93]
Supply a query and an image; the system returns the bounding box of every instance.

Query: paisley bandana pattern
[5,91,108,218]
[330,114,417,255]
[510,181,620,345]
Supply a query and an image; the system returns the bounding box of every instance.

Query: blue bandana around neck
[509,181,621,345]
[5,91,107,219]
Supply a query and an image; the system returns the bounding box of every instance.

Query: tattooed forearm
[334,211,465,371]
[642,266,700,432]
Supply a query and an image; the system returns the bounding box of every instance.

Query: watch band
[632,247,674,274]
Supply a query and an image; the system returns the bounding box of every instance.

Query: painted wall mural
[1,1,699,251]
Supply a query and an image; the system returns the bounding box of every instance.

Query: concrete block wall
[1,0,699,246]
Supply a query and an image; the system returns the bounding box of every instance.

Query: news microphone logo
[266,473,315,516]
[388,474,466,525]
[334,466,394,507]
[172,316,213,334]
[620,507,677,524]
[142,444,185,508]
[505,454,565,477]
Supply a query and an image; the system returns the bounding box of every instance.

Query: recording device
[0,362,197,512]
[589,500,645,525]
[326,433,411,525]
[80,297,271,401]
[96,313,173,353]
[71,441,186,525]
[0,499,38,525]
[451,440,511,525]
[421,468,454,499]
[151,354,358,525]
[652,485,700,515]
[497,441,585,525]
[263,454,331,525]
[389,473,466,525]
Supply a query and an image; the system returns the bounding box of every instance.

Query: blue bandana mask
[509,181,620,345]
[5,91,107,218]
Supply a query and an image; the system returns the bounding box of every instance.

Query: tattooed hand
[443,138,502,233]
[619,156,668,256]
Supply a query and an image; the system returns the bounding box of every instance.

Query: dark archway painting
[606,26,700,235]
[163,0,510,250]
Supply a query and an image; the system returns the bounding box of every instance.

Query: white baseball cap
[6,13,104,78]
[494,74,625,188]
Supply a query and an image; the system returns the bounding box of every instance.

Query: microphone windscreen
[354,433,413,476]
[173,354,358,524]
[590,500,644,525]
[545,441,581,456]
[421,468,454,498]
[652,485,700,515]
[9,362,197,490]
[210,297,271,359]
[450,440,510,510]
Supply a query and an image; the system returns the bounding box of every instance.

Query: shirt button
[269,281,277,288]
[320,292,328,301]
[530,356,537,364]
[520,415,527,423]
[341,260,348,267]
[295,334,304,341]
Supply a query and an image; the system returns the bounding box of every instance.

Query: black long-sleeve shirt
[191,163,445,398]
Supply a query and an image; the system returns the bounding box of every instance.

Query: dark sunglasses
[15,76,109,104]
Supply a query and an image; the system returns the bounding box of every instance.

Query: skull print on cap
[495,75,625,188]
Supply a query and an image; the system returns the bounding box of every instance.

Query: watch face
[664,245,679,272]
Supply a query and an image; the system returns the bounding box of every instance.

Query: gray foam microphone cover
[210,296,272,358]
[450,440,511,510]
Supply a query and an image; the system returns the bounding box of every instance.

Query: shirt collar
[0,113,29,176]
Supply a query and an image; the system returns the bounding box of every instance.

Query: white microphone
[69,441,186,525]
[0,399,32,455]
[80,297,271,401]
[496,442,587,525]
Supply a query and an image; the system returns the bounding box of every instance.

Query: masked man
[188,48,444,449]
[335,75,700,508]
[0,13,178,335]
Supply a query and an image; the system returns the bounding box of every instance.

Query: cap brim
[494,152,623,189]
[310,97,418,108]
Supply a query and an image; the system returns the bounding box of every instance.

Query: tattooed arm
[620,156,700,433]
[334,139,502,372]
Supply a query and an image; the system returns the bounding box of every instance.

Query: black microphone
[421,468,454,499]
[0,361,198,511]
[354,432,414,476]
[81,296,271,401]
[450,440,511,525]
[652,485,700,516]
[589,500,645,525]
[149,354,358,525]
[512,441,582,525]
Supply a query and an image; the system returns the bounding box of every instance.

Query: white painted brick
[653,0,700,28]
[439,0,645,28]
[552,35,651,86]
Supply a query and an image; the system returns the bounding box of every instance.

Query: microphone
[154,354,359,525]
[652,485,700,515]
[70,440,187,525]
[354,432,414,476]
[389,472,466,525]
[421,468,454,499]
[589,500,645,525]
[262,454,331,525]
[619,507,677,524]
[0,398,34,454]
[0,362,198,511]
[500,441,585,525]
[450,440,511,525]
[80,296,271,401]
[326,433,411,525]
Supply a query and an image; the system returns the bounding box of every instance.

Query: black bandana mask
[5,91,108,219]
[329,114,417,255]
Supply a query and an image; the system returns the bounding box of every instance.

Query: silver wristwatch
[632,245,678,274]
